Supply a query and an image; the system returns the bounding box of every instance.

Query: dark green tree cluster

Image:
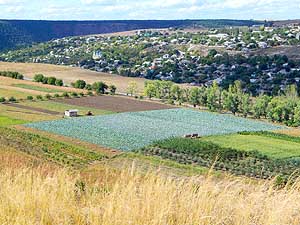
[0,71,24,80]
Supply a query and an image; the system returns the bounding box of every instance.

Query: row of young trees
[144,80,300,126]
[33,74,63,86]
[71,79,117,95]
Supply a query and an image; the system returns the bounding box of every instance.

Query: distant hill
[0,19,263,51]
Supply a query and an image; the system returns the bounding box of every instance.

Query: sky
[0,0,300,21]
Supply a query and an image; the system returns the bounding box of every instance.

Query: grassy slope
[12,84,64,93]
[0,104,58,122]
[0,115,26,126]
[202,133,300,159]
[0,127,107,168]
[0,88,31,99]
[20,100,113,116]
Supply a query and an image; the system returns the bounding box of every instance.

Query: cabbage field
[26,109,284,151]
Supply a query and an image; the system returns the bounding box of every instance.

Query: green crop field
[12,84,63,93]
[0,115,26,126]
[0,127,106,167]
[25,109,284,151]
[202,132,300,159]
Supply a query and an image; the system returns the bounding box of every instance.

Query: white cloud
[0,0,23,4]
[1,0,300,21]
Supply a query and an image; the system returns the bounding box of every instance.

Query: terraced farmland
[26,109,284,151]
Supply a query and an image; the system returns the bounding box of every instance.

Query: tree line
[144,80,300,127]
[0,71,24,80]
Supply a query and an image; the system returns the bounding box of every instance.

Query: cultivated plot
[26,109,284,151]
[56,95,176,112]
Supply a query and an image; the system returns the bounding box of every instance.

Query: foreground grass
[2,158,300,224]
[203,132,300,159]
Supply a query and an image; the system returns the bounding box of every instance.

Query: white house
[258,42,268,49]
[93,51,102,60]
[65,109,78,117]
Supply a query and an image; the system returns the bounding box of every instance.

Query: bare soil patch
[6,103,60,115]
[252,46,300,61]
[55,95,176,113]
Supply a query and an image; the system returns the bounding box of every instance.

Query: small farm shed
[65,109,78,117]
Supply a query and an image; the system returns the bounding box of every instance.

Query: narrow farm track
[6,103,61,115]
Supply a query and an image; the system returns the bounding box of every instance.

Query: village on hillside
[2,23,300,96]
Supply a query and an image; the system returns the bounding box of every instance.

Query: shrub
[34,74,44,82]
[0,97,6,103]
[71,92,78,97]
[27,96,34,100]
[92,82,108,94]
[55,79,63,86]
[42,77,48,84]
[73,80,86,89]
[79,92,85,97]
[8,96,16,102]
[47,77,57,85]
[54,93,60,98]
[87,91,94,96]
[62,92,70,98]
[36,95,43,100]
[45,94,52,100]
[85,84,92,90]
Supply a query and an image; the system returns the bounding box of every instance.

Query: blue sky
[0,0,300,20]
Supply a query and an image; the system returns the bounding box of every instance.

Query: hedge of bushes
[0,71,24,80]
[136,137,300,181]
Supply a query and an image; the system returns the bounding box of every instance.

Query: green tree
[223,88,239,115]
[207,81,220,111]
[92,82,108,94]
[47,77,57,85]
[127,81,138,96]
[55,79,63,86]
[144,82,156,99]
[189,87,199,107]
[33,74,44,82]
[170,85,182,101]
[253,95,270,118]
[293,102,300,126]
[74,80,86,89]
[239,93,251,117]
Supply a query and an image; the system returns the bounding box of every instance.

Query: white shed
[65,109,78,117]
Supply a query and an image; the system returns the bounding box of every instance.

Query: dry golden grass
[0,62,146,93]
[275,128,300,137]
[0,76,86,98]
[2,155,300,224]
